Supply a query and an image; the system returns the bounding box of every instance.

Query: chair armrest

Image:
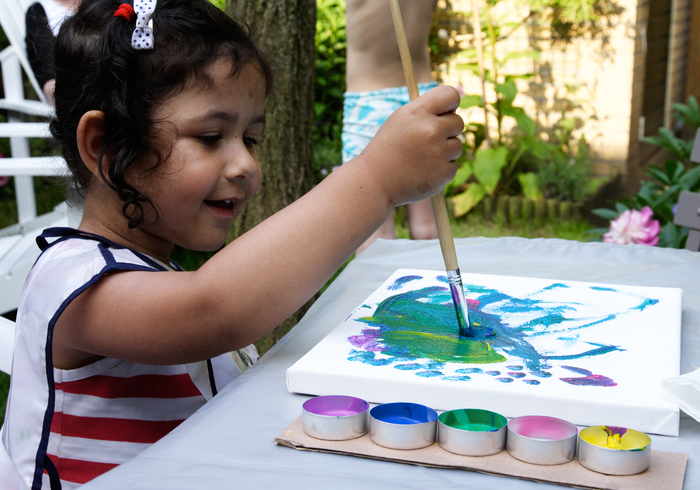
[0,122,51,138]
[0,316,15,375]
[0,156,68,176]
[0,99,53,118]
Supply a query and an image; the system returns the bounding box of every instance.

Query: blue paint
[456,367,483,374]
[416,370,443,377]
[548,342,624,360]
[394,363,424,370]
[388,275,423,291]
[371,402,438,425]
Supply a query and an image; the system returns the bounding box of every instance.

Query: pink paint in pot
[507,415,578,465]
[509,415,578,440]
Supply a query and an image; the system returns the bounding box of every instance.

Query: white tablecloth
[83,237,700,489]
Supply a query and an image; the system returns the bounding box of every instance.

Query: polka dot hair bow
[132,0,157,50]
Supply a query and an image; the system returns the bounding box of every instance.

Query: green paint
[381,330,505,364]
[439,409,508,432]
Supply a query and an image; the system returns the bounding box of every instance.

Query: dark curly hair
[50,0,272,228]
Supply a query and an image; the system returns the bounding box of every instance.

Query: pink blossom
[603,206,660,246]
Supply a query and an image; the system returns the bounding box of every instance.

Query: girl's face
[137,58,266,254]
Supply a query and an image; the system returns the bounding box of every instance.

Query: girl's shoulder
[28,227,171,291]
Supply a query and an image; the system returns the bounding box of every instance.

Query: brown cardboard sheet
[275,416,687,490]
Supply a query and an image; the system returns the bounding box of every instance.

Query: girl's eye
[243,136,260,148]
[198,133,222,145]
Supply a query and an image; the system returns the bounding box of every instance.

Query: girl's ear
[76,110,106,179]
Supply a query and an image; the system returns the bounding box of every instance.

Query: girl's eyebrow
[191,111,265,127]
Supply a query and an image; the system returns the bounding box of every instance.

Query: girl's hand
[357,85,464,207]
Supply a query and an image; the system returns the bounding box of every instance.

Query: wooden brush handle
[389,0,460,272]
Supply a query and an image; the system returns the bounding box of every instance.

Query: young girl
[1,0,463,488]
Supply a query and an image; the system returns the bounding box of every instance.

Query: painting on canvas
[287,269,682,435]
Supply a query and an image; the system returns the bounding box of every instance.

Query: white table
[83,237,700,489]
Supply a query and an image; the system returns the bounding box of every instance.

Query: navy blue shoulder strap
[37,227,116,251]
[36,227,183,271]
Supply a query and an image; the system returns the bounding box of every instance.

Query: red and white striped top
[48,360,206,488]
[2,229,252,489]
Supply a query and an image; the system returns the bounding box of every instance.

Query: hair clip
[114,3,135,21]
[132,0,157,50]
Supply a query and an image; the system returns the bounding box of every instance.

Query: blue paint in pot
[370,402,438,425]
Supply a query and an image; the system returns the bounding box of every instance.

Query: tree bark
[227,0,317,355]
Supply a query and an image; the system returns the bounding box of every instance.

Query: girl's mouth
[205,200,235,210]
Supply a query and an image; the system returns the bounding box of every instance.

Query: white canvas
[287,269,683,436]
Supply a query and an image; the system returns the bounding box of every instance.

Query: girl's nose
[225,139,259,182]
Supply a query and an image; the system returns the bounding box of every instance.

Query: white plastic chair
[0,0,77,315]
[673,129,700,251]
[0,316,14,375]
[0,439,25,490]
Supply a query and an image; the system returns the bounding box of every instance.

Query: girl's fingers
[418,85,462,117]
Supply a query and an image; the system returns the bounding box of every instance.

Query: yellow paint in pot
[579,426,650,451]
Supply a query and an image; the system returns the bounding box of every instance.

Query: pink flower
[0,176,8,187]
[603,206,660,246]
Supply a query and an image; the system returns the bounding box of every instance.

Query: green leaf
[445,161,474,196]
[517,172,542,199]
[657,222,682,248]
[646,168,672,186]
[473,147,508,194]
[614,202,631,214]
[502,50,541,63]
[513,109,536,137]
[451,184,487,217]
[591,208,619,220]
[679,165,700,189]
[495,80,517,102]
[455,48,478,59]
[460,95,483,109]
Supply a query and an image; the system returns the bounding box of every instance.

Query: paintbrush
[389,0,490,337]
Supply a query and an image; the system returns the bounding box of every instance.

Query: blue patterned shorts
[341,82,439,163]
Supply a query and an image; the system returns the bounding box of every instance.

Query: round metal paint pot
[438,408,508,456]
[507,415,578,465]
[369,402,438,450]
[578,426,651,475]
[302,395,369,441]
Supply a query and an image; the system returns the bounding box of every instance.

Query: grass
[394,205,593,242]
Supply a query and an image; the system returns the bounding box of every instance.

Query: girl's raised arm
[52,86,463,369]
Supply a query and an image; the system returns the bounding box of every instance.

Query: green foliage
[521,119,595,202]
[447,0,600,218]
[313,0,346,181]
[525,0,623,44]
[0,371,8,426]
[208,0,226,10]
[446,0,541,216]
[527,0,607,24]
[314,0,346,138]
[590,96,700,248]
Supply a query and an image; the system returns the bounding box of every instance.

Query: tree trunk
[227,0,317,355]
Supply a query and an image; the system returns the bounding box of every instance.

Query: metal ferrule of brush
[447,269,471,336]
